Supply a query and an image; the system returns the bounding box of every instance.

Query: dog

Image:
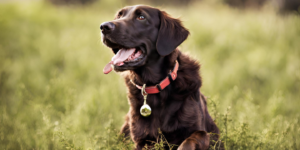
[100,5,221,150]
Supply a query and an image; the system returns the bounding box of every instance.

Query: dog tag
[140,84,151,117]
[140,103,151,117]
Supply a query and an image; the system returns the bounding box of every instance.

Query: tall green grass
[0,1,299,149]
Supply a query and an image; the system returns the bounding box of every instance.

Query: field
[0,0,300,149]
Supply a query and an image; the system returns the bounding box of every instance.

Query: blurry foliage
[45,0,193,6]
[125,0,193,6]
[44,0,300,13]
[47,0,97,5]
[223,0,267,8]
[0,0,300,149]
[277,0,300,13]
[222,0,300,12]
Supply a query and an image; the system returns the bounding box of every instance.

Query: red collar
[130,60,179,94]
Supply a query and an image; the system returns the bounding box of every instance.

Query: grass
[0,0,299,149]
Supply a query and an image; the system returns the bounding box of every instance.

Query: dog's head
[101,5,189,73]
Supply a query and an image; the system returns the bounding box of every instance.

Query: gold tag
[140,84,151,117]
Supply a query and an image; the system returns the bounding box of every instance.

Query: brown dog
[100,5,221,150]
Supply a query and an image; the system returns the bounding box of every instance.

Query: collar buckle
[156,84,162,91]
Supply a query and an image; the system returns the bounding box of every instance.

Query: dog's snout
[100,22,115,34]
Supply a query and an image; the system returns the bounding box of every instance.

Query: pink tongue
[112,48,136,65]
[103,48,136,74]
[103,61,113,74]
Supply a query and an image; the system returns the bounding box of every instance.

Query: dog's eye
[137,15,145,20]
[117,11,123,19]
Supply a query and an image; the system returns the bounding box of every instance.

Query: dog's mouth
[103,46,146,74]
[112,47,145,66]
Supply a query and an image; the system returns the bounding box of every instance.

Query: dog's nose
[100,22,115,34]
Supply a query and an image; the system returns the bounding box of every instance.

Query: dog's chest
[130,94,200,139]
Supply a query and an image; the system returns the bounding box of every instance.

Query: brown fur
[100,5,222,150]
[120,50,220,150]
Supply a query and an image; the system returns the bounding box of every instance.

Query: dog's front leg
[134,143,144,150]
[178,131,210,150]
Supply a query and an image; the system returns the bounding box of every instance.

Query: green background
[0,0,299,149]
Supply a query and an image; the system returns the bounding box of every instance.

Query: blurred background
[0,0,299,149]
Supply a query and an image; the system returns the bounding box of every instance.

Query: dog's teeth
[123,51,144,64]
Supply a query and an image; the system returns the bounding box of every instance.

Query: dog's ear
[156,11,190,56]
